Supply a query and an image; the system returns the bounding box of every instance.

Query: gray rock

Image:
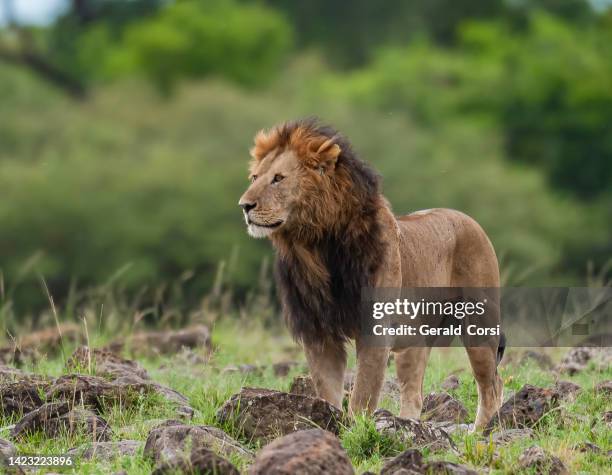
[66,440,142,460]
[421,392,469,423]
[10,401,112,441]
[109,325,212,357]
[289,375,317,397]
[217,388,342,444]
[0,438,24,474]
[595,380,612,396]
[484,385,559,435]
[440,375,460,391]
[555,347,612,375]
[490,428,534,446]
[249,429,354,475]
[65,347,149,380]
[520,351,554,369]
[380,449,423,475]
[152,446,240,475]
[421,461,478,474]
[0,380,45,417]
[553,380,582,401]
[143,420,252,466]
[373,409,455,452]
[518,446,569,475]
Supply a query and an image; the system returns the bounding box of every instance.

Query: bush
[325,14,612,199]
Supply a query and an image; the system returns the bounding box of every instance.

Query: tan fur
[240,121,503,429]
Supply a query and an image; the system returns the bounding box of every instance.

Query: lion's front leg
[349,336,389,416]
[303,338,347,410]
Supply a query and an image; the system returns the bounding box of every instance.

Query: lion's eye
[271,174,285,184]
[250,175,258,183]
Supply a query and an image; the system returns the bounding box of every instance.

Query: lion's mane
[251,118,387,346]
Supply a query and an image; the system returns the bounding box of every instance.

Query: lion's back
[396,208,499,287]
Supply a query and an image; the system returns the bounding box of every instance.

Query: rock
[573,442,601,453]
[143,420,252,466]
[249,429,354,475]
[45,374,140,411]
[489,428,534,446]
[152,446,240,475]
[553,380,582,400]
[289,375,316,397]
[518,446,568,475]
[11,402,112,441]
[8,324,83,357]
[484,385,559,435]
[65,347,149,380]
[113,374,195,419]
[429,421,473,435]
[555,347,612,375]
[66,440,142,460]
[604,411,612,427]
[440,375,460,391]
[0,365,51,386]
[421,461,478,474]
[373,409,455,452]
[421,392,469,423]
[595,380,612,396]
[222,364,263,376]
[217,388,343,444]
[46,374,194,419]
[272,361,300,377]
[0,438,25,474]
[0,346,40,366]
[380,449,424,475]
[520,351,554,369]
[0,380,45,417]
[110,325,211,357]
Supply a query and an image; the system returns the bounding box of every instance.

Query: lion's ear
[315,138,341,173]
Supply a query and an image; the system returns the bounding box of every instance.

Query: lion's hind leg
[394,346,432,419]
[466,345,504,429]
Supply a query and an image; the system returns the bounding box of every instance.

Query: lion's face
[238,150,301,238]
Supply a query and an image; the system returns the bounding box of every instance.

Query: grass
[1,318,610,474]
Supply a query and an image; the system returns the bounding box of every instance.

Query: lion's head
[239,118,379,242]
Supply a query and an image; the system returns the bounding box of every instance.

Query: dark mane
[270,119,387,346]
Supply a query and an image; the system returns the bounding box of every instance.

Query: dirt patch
[249,429,354,475]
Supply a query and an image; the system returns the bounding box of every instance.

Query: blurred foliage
[46,0,292,93]
[0,0,610,316]
[323,13,612,199]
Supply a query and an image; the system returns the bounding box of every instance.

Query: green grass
[1,319,610,474]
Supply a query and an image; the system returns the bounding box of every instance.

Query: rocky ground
[0,320,610,474]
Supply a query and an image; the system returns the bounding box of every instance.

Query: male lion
[239,119,504,428]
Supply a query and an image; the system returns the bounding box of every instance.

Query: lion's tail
[496,332,506,366]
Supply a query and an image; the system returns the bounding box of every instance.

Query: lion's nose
[239,201,257,213]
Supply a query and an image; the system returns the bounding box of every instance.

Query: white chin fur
[247,224,274,238]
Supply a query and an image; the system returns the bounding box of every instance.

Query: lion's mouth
[248,219,284,229]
